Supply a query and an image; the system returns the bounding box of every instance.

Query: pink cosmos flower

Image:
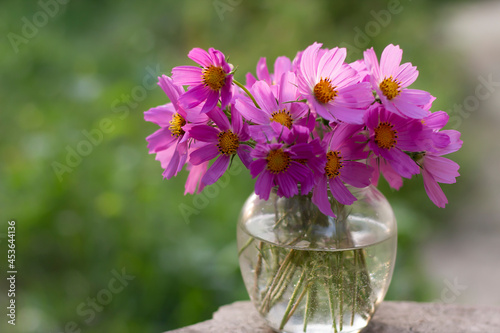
[363,44,432,119]
[312,124,373,217]
[349,59,371,83]
[280,125,326,195]
[144,75,208,179]
[245,56,293,87]
[419,111,452,152]
[296,42,374,124]
[365,105,421,179]
[418,130,462,207]
[188,107,252,186]
[184,159,209,195]
[368,154,403,190]
[172,48,233,113]
[236,72,310,142]
[249,142,315,200]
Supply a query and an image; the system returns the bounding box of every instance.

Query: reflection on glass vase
[237,185,397,333]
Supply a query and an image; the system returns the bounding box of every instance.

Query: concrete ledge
[165,301,500,333]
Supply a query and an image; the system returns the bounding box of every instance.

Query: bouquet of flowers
[144,42,461,214]
[144,42,462,332]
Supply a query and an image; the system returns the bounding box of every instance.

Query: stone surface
[165,301,500,333]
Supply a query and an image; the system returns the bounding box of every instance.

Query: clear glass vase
[237,186,397,333]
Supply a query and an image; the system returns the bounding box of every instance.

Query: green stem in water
[233,79,260,109]
[326,257,338,333]
[351,250,358,326]
[279,269,309,330]
[303,283,317,332]
[238,236,254,256]
[254,241,264,295]
[337,251,344,331]
[260,249,296,313]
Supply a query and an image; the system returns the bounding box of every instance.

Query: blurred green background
[1,0,495,332]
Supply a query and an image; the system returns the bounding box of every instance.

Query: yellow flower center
[270,110,293,129]
[217,130,239,155]
[266,149,291,174]
[202,65,227,91]
[169,113,186,137]
[374,121,398,149]
[313,77,338,104]
[325,151,343,179]
[379,76,401,100]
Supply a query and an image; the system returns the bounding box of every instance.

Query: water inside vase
[238,215,396,333]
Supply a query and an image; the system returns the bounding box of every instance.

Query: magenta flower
[368,154,403,190]
[172,48,233,113]
[418,130,462,207]
[184,160,209,195]
[365,105,421,178]
[312,124,373,216]
[188,107,252,186]
[296,42,374,124]
[363,44,431,119]
[236,72,310,142]
[144,75,208,179]
[245,56,292,87]
[249,142,314,200]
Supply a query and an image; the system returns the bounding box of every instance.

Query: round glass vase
[237,185,397,333]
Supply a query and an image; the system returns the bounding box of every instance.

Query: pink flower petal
[318,47,346,79]
[325,104,365,125]
[380,44,402,77]
[220,77,233,109]
[339,161,373,188]
[391,97,428,119]
[237,145,253,169]
[379,158,403,190]
[312,176,335,217]
[398,89,432,106]
[201,90,220,113]
[383,147,420,178]
[363,47,382,81]
[335,82,374,108]
[188,125,219,143]
[158,75,185,105]
[439,130,463,154]
[189,144,219,165]
[163,147,181,179]
[249,158,267,177]
[252,81,278,115]
[330,64,359,88]
[178,84,210,110]
[329,176,356,205]
[187,48,212,67]
[394,62,418,87]
[255,170,274,201]
[202,155,230,185]
[146,127,177,153]
[206,108,230,131]
[424,155,459,184]
[423,168,448,208]
[299,42,322,88]
[245,72,257,87]
[278,72,298,105]
[276,172,299,198]
[185,161,209,195]
[256,57,270,83]
[274,56,292,83]
[424,111,449,130]
[144,103,176,127]
[171,66,203,86]
[235,98,270,125]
